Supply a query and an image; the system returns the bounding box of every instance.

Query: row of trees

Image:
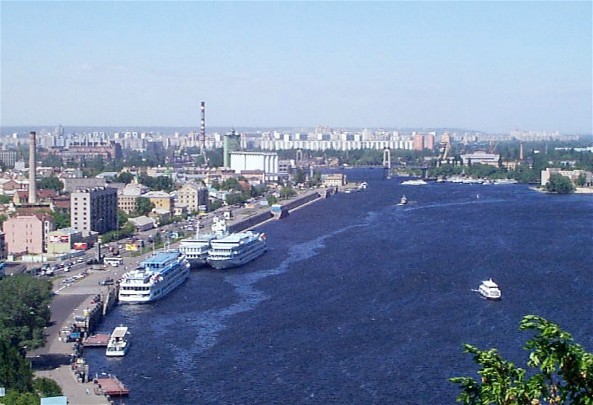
[0,275,62,402]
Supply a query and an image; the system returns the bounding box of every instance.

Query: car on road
[98,278,114,286]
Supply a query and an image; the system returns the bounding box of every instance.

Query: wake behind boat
[206,231,267,270]
[179,217,228,269]
[118,250,190,304]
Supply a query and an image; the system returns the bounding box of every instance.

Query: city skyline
[1,1,591,134]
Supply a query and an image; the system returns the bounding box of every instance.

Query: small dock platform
[83,334,111,347]
[94,375,129,396]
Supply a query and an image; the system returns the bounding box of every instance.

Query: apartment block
[3,214,54,255]
[177,182,209,213]
[70,187,118,236]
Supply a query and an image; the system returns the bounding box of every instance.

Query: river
[85,168,593,404]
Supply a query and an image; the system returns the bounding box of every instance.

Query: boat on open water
[478,279,501,300]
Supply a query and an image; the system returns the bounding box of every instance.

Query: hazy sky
[1,1,591,134]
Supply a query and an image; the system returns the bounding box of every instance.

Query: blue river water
[86,168,593,404]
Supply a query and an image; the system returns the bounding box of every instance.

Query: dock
[83,333,111,347]
[94,375,129,396]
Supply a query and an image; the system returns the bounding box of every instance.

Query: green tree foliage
[293,168,306,185]
[310,170,322,187]
[575,173,587,187]
[279,185,297,199]
[0,338,34,392]
[138,174,174,192]
[113,171,135,184]
[0,195,12,204]
[205,148,224,168]
[33,377,62,397]
[0,275,52,350]
[2,389,39,405]
[545,173,575,194]
[266,194,278,205]
[40,154,63,168]
[135,197,154,216]
[118,210,129,228]
[450,315,593,404]
[37,176,64,192]
[51,210,70,229]
[219,177,243,192]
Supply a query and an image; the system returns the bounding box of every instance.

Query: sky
[1,1,591,134]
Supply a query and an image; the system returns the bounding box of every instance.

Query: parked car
[98,278,114,286]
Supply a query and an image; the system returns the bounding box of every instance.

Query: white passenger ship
[206,231,267,270]
[179,217,228,269]
[118,250,190,304]
[478,279,502,300]
[106,326,130,357]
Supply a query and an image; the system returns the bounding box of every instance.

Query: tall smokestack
[200,101,206,152]
[519,142,524,161]
[28,131,37,204]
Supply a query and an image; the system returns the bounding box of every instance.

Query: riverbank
[30,186,331,404]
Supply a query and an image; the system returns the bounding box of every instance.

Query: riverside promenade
[30,270,119,404]
[29,187,330,404]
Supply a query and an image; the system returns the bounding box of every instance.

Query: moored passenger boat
[118,250,190,304]
[106,326,130,357]
[206,231,267,270]
[179,217,228,269]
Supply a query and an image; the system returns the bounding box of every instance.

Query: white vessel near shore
[401,179,427,185]
[179,217,228,269]
[118,250,190,304]
[206,231,267,270]
[106,326,130,357]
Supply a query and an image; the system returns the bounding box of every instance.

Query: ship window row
[121,286,150,291]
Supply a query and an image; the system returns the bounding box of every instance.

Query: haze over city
[1,1,591,134]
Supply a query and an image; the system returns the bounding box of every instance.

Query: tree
[545,173,575,194]
[575,173,587,187]
[40,154,63,168]
[293,168,306,185]
[0,337,34,393]
[450,315,593,404]
[37,176,63,192]
[33,377,62,397]
[0,195,11,204]
[135,197,154,216]
[0,276,52,350]
[113,171,135,184]
[51,210,70,229]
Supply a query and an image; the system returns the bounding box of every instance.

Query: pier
[94,375,129,397]
[83,333,111,347]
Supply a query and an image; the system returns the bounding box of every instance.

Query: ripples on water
[86,169,593,404]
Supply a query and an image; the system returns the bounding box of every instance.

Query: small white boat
[478,279,501,300]
[106,326,130,357]
[401,179,427,186]
[397,195,408,206]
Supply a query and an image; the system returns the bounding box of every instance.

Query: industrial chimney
[28,131,37,204]
[200,101,206,152]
